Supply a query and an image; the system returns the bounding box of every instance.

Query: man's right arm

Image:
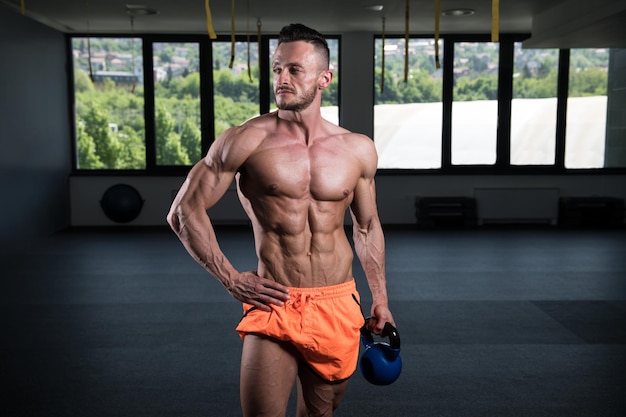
[167,127,290,311]
[167,156,240,287]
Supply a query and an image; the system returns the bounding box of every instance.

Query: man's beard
[275,85,317,112]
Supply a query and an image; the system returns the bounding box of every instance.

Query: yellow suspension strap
[204,0,217,39]
[20,0,25,15]
[85,1,94,83]
[380,17,385,94]
[434,0,440,69]
[228,0,235,69]
[404,0,409,83]
[491,0,499,42]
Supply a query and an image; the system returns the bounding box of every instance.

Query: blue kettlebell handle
[360,317,401,350]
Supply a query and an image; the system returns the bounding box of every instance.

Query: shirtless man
[167,23,394,417]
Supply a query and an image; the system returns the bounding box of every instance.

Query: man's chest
[241,141,360,201]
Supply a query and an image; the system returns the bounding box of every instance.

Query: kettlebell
[359,318,402,385]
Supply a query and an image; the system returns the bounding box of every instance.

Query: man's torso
[236,113,365,287]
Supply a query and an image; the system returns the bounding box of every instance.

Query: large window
[154,42,201,166]
[70,35,624,173]
[371,36,625,172]
[72,37,145,169]
[213,41,260,138]
[565,48,610,169]
[374,38,443,169]
[451,42,499,165]
[511,44,559,165]
[71,35,339,171]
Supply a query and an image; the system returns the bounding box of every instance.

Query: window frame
[67,33,625,176]
[68,33,264,176]
[374,33,625,175]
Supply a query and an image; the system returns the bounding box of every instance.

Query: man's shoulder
[323,120,372,145]
[218,113,276,146]
[207,114,278,169]
[338,129,376,154]
[240,111,278,130]
[329,127,378,174]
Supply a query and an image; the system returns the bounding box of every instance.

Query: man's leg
[295,363,350,417]
[240,334,299,417]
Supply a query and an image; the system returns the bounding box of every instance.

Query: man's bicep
[173,157,236,213]
[350,135,380,220]
[350,176,379,230]
[194,157,238,209]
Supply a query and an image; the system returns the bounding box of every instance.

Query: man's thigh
[296,363,350,417]
[240,334,299,417]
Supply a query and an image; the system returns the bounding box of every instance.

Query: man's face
[272,41,325,112]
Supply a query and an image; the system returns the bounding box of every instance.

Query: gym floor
[2,225,625,416]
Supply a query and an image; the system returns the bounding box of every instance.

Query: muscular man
[167,23,394,417]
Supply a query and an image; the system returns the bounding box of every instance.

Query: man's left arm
[349,139,394,334]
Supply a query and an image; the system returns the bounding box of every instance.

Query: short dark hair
[278,23,330,69]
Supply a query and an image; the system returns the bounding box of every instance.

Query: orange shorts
[236,279,365,382]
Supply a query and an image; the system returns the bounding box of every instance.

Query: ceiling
[2,0,625,48]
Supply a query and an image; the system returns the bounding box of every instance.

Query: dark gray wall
[0,7,71,248]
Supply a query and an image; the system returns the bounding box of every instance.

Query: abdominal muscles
[254,199,354,288]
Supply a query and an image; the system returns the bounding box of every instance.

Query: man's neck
[276,108,326,145]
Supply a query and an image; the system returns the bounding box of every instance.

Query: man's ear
[318,70,333,89]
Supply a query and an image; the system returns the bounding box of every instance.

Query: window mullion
[441,38,454,168]
[496,40,514,167]
[555,49,570,169]
[143,37,156,170]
